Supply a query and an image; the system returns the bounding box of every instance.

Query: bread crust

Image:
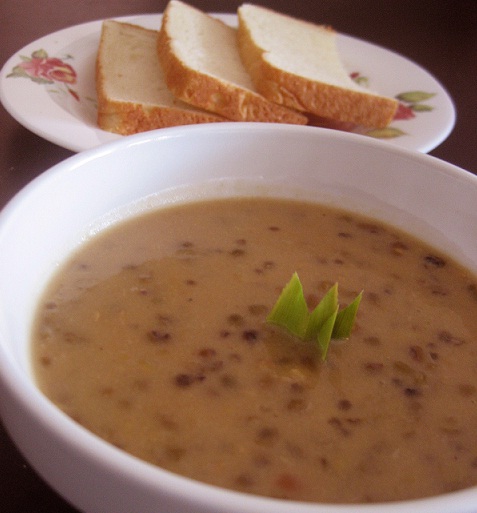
[157,2,307,125]
[237,6,398,128]
[96,97,225,135]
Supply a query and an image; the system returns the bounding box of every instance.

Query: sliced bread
[96,20,225,135]
[156,0,307,125]
[237,4,398,128]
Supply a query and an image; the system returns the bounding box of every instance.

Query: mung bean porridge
[32,196,477,503]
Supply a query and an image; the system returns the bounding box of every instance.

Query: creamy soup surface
[32,197,477,503]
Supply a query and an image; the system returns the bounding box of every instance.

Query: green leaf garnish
[317,306,339,361]
[304,283,338,341]
[267,273,362,360]
[332,291,363,339]
[266,272,308,338]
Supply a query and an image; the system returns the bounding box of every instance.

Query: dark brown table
[1,1,476,511]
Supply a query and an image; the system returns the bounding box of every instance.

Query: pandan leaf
[332,292,363,339]
[266,272,309,338]
[305,283,338,340]
[267,274,362,360]
[317,307,339,360]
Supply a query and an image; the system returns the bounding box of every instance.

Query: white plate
[0,13,455,153]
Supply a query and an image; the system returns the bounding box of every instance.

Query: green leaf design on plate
[411,104,434,112]
[31,49,49,59]
[355,76,369,87]
[7,65,29,78]
[396,91,436,103]
[366,127,406,139]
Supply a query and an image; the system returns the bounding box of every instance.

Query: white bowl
[0,123,476,513]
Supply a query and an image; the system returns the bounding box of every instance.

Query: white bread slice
[237,4,398,128]
[157,0,307,125]
[96,20,225,135]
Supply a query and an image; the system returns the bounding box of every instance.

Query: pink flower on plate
[393,102,416,121]
[21,57,76,84]
[9,49,77,85]
[8,48,80,102]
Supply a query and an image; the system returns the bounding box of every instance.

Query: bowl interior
[0,123,477,513]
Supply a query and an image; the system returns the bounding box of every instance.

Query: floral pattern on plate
[7,49,80,102]
[6,55,436,142]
